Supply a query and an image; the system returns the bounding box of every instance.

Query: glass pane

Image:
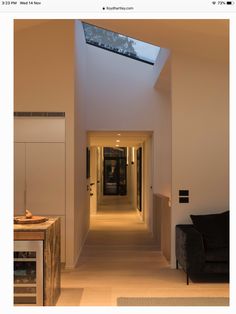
[83,22,160,65]
[104,147,126,157]
[103,157,127,196]
[104,159,118,195]
[118,158,127,195]
[14,251,36,258]
[14,262,36,284]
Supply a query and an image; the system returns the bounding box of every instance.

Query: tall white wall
[171,52,229,266]
[154,89,172,198]
[74,21,90,266]
[86,46,160,132]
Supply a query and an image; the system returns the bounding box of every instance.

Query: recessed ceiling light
[116,140,120,143]
[117,133,121,136]
[115,144,119,147]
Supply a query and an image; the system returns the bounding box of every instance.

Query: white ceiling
[88,131,152,147]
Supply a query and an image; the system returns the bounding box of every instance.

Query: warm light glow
[115,144,119,147]
[117,133,121,136]
[116,140,120,143]
[132,147,135,163]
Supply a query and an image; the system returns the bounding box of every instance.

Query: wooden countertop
[14,217,60,232]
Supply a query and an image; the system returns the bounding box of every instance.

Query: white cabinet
[14,143,65,216]
[14,117,66,262]
[14,117,65,143]
[26,143,65,215]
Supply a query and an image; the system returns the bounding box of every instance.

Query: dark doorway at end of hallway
[103,147,127,196]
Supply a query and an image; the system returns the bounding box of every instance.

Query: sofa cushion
[205,247,229,262]
[190,211,229,249]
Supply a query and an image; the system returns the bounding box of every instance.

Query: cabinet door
[14,143,26,215]
[26,143,65,215]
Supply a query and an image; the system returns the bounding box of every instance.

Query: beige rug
[117,297,229,306]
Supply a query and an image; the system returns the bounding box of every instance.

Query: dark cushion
[205,247,229,262]
[190,211,229,249]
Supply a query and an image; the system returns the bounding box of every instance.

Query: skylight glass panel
[82,22,160,65]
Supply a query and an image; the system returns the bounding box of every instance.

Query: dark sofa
[175,210,229,284]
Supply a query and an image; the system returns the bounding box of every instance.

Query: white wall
[155,93,172,197]
[74,21,90,266]
[143,136,154,230]
[86,45,160,131]
[153,51,172,198]
[152,48,170,87]
[171,52,229,266]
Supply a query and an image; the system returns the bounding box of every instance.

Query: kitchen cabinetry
[14,117,66,262]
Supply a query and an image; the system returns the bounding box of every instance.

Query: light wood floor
[56,200,229,306]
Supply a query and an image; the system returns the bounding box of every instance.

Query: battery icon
[227,1,234,4]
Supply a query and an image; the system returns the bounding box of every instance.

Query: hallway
[56,200,229,306]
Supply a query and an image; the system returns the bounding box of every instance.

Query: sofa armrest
[176,224,205,274]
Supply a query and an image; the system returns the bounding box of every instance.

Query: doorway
[88,131,153,229]
[103,147,127,196]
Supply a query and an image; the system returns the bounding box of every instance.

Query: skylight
[82,22,160,65]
